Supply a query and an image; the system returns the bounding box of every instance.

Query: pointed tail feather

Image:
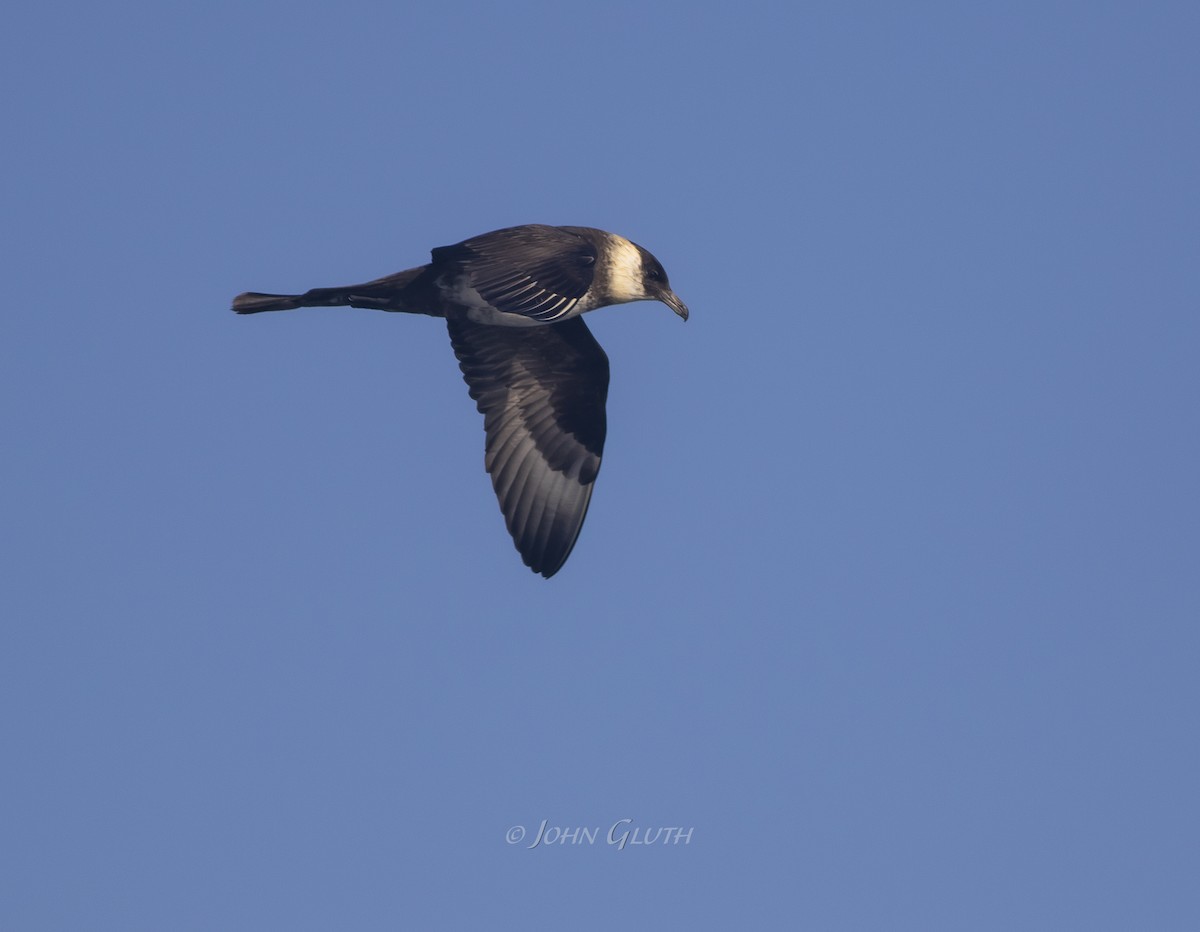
[232,286,364,314]
[232,268,431,316]
[232,292,307,314]
[231,283,367,311]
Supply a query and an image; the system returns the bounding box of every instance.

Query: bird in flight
[233,224,688,578]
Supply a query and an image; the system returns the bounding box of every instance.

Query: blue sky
[3,2,1198,928]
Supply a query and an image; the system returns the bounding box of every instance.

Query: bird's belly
[464,306,547,327]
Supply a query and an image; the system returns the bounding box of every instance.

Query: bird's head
[604,235,689,320]
[637,248,689,321]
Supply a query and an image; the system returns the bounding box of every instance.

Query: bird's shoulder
[432,225,600,313]
[431,224,597,271]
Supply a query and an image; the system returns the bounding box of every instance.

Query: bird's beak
[662,290,689,321]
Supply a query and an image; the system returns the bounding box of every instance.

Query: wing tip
[519,482,595,580]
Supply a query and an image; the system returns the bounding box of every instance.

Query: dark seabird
[233,224,687,578]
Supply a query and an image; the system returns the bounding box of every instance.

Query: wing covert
[434,225,598,322]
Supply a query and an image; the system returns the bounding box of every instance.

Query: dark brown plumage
[233,224,686,577]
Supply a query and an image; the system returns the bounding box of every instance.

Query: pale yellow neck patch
[604,236,647,304]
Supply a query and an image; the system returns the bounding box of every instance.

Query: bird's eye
[647,268,661,281]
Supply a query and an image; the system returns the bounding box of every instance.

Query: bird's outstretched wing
[447,315,609,577]
[433,225,597,322]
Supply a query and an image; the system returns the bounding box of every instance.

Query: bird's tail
[232,287,355,315]
[232,267,430,315]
